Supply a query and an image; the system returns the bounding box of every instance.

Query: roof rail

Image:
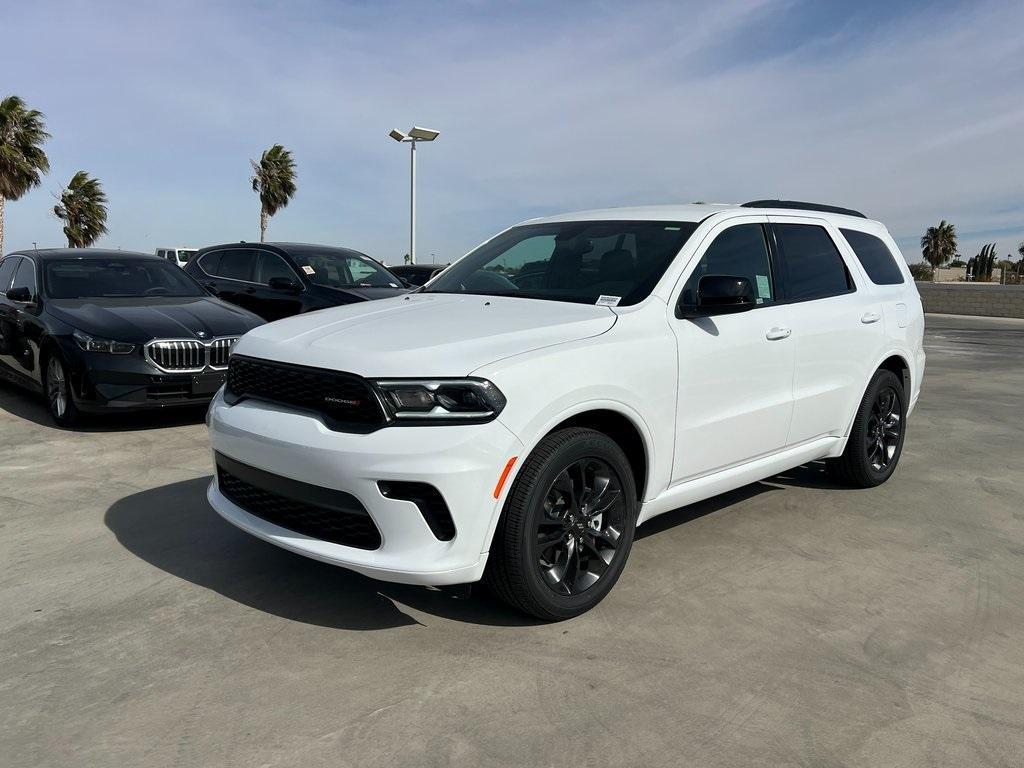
[741,199,866,218]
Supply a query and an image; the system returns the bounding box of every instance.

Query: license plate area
[192,373,225,396]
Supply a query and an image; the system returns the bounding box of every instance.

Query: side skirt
[637,436,840,525]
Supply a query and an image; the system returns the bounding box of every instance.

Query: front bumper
[64,343,226,411]
[206,390,524,585]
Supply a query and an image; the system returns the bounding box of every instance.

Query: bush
[909,262,934,281]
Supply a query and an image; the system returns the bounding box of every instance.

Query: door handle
[861,311,881,324]
[766,326,791,341]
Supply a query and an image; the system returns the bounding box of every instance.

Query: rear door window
[205,249,254,282]
[840,229,905,285]
[198,251,222,275]
[774,224,854,301]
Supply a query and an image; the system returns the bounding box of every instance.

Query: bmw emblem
[196,330,208,339]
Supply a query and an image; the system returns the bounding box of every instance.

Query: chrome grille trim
[144,336,241,373]
[208,338,234,370]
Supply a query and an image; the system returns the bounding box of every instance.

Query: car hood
[47,296,264,343]
[234,293,617,376]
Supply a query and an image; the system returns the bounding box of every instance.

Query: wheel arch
[38,335,64,381]
[483,402,656,554]
[830,349,913,458]
[876,352,911,396]
[546,408,649,502]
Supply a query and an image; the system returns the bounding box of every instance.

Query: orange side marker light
[493,456,518,499]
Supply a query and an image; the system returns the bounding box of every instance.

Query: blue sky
[5,0,1023,264]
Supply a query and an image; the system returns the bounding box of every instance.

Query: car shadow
[105,463,849,630]
[635,481,779,540]
[0,381,206,432]
[635,461,849,540]
[104,477,544,629]
[770,460,852,490]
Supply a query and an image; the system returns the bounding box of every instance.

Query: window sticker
[755,274,771,299]
[595,295,621,307]
[301,265,316,275]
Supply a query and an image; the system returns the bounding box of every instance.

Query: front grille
[209,338,234,369]
[145,337,240,372]
[216,453,381,550]
[148,340,204,371]
[225,355,385,432]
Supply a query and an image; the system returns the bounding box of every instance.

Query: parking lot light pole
[389,126,440,265]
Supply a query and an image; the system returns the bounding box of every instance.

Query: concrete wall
[916,281,1024,319]
[932,266,1002,283]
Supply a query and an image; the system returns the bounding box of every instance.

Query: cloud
[4,0,1023,263]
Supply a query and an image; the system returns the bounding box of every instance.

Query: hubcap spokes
[866,386,901,471]
[536,458,625,596]
[47,358,67,418]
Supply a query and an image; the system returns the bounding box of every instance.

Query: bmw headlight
[73,330,135,354]
[371,378,506,423]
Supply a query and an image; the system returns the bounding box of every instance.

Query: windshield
[44,258,208,299]
[424,220,698,305]
[288,247,401,289]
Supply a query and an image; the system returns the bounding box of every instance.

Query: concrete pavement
[2,314,1023,767]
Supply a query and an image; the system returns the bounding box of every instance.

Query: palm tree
[250,144,296,242]
[920,220,957,269]
[0,95,51,255]
[53,171,108,247]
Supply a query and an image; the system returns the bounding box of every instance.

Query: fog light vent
[378,481,456,541]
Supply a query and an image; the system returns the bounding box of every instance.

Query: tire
[827,369,906,488]
[485,427,638,620]
[42,351,81,428]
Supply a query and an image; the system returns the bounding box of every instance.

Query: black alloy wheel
[486,427,637,620]
[865,386,901,473]
[827,369,906,488]
[535,458,626,595]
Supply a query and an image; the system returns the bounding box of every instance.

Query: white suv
[206,201,925,619]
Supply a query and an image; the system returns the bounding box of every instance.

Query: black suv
[185,242,408,321]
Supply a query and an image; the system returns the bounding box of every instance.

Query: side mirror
[268,277,301,293]
[678,275,756,318]
[6,286,33,303]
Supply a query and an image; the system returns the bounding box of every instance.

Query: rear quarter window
[840,228,905,285]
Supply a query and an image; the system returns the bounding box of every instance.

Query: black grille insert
[378,481,456,541]
[225,355,385,432]
[216,452,382,550]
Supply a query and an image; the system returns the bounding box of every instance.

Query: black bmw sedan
[184,242,408,321]
[0,249,264,426]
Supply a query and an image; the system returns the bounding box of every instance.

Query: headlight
[73,330,135,354]
[371,378,506,423]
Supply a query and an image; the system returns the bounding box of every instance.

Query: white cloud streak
[4,0,1023,263]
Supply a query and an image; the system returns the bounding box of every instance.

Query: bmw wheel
[44,353,80,428]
